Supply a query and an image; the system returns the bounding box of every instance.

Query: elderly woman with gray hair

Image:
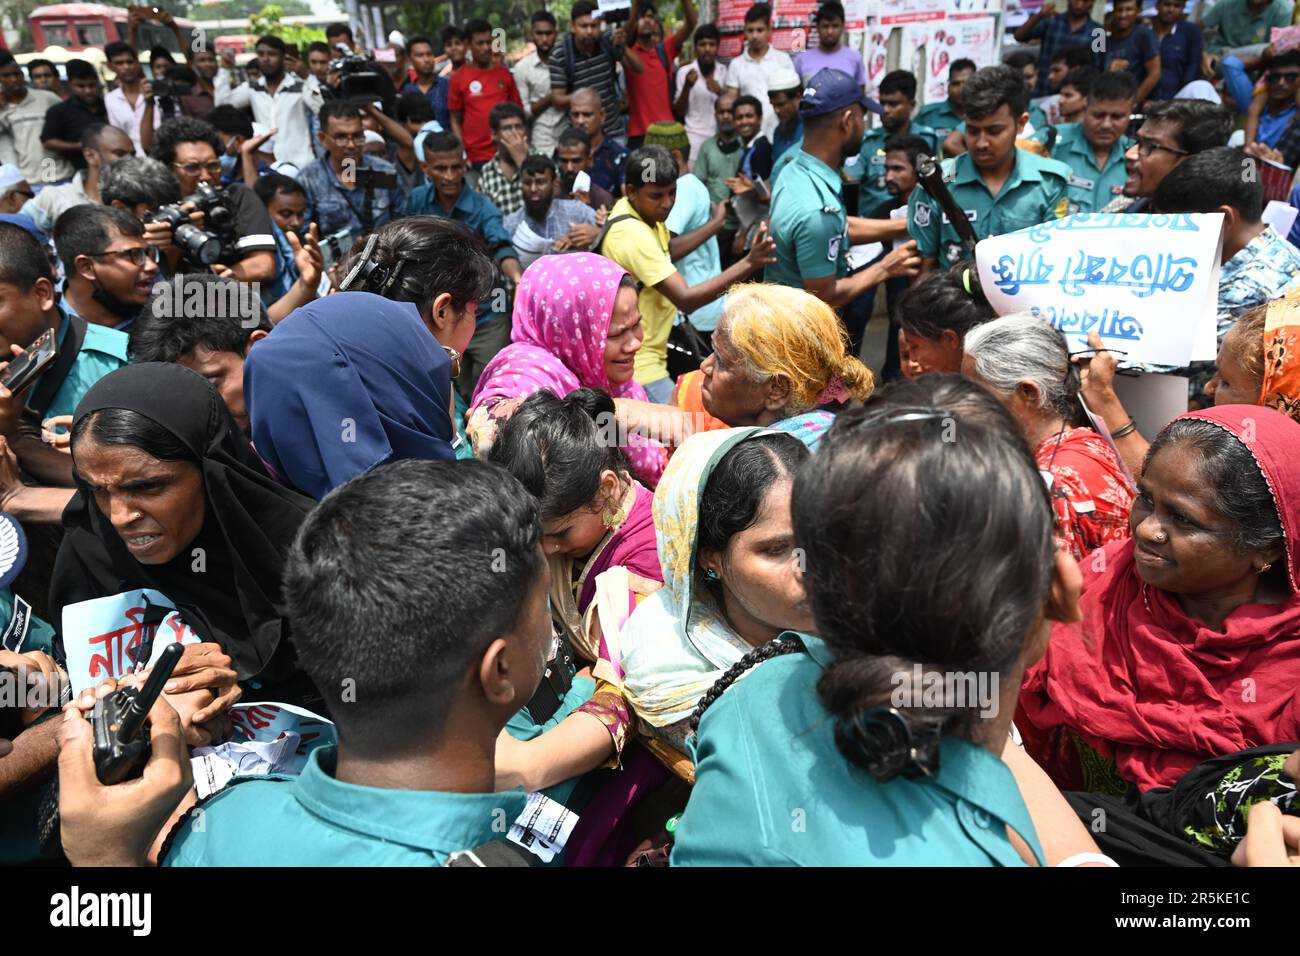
[963,314,1135,561]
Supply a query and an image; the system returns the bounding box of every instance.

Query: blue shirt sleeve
[476,195,518,263]
[1139,26,1159,64]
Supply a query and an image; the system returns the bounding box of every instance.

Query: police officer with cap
[767,68,921,307]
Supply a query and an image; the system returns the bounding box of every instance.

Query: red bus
[29,3,196,53]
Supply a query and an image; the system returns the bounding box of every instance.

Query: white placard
[975,213,1224,368]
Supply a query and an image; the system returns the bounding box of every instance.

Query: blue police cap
[799,68,883,117]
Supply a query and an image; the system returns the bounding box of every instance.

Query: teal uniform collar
[776,630,1046,865]
[293,746,528,856]
[952,147,1046,194]
[793,148,842,193]
[1058,124,1127,173]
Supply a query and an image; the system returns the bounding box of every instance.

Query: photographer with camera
[300,100,406,241]
[127,4,219,116]
[149,117,277,284]
[215,35,314,169]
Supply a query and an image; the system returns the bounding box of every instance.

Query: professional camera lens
[173,223,222,265]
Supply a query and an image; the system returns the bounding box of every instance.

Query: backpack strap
[592,213,636,254]
[28,312,86,419]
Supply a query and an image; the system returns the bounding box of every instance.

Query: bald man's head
[569,87,604,137]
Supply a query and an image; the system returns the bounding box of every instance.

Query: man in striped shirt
[549,0,632,142]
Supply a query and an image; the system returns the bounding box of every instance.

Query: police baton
[915,152,979,258]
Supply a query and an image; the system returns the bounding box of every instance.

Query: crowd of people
[3,0,1300,869]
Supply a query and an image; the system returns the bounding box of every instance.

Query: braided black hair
[688,634,805,733]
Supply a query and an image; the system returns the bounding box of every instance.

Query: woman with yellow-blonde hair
[620,283,875,450]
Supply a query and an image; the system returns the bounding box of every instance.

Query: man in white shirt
[104,41,157,157]
[514,10,569,157]
[23,124,134,233]
[215,35,314,169]
[724,2,796,139]
[673,23,728,168]
[0,51,72,189]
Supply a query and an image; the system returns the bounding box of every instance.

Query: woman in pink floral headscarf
[469,253,666,486]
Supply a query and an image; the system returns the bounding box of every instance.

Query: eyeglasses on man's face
[173,160,224,177]
[90,245,161,267]
[1133,136,1188,158]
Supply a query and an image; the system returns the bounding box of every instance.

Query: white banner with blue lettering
[975,213,1223,367]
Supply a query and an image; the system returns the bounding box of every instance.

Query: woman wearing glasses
[963,314,1135,562]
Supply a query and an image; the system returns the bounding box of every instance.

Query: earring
[705,567,719,581]
[1258,562,1274,574]
[601,495,626,529]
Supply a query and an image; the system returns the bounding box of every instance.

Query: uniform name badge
[1069,174,1096,190]
[1,595,31,653]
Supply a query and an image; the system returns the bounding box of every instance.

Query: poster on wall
[844,0,870,27]
[948,0,1001,14]
[866,19,890,89]
[880,0,946,25]
[924,15,997,102]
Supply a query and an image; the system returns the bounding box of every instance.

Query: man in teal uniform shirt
[147,460,552,866]
[915,57,976,149]
[908,65,1071,273]
[1047,71,1136,214]
[848,69,937,216]
[767,68,920,308]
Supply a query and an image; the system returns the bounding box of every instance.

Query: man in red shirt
[449,18,523,167]
[625,0,697,148]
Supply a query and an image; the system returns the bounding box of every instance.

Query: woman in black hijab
[49,363,318,718]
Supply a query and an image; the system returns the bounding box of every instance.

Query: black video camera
[329,44,396,113]
[353,167,397,192]
[144,182,235,266]
[90,642,184,785]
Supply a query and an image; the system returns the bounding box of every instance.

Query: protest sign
[975,213,1224,367]
[226,701,337,774]
[62,589,202,696]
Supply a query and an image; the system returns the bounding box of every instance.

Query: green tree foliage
[191,0,312,20]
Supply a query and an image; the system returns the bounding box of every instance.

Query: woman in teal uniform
[672,374,1089,866]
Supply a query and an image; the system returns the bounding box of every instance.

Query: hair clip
[846,705,942,781]
[849,407,953,432]
[338,232,386,293]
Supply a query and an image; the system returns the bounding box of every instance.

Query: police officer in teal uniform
[672,377,1091,867]
[846,69,937,216]
[908,65,1071,271]
[914,57,977,147]
[0,512,68,865]
[768,68,920,308]
[161,461,557,866]
[1046,71,1137,214]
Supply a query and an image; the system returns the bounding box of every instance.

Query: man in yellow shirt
[599,144,774,401]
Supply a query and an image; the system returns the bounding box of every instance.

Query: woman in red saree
[1018,404,1300,794]
[963,314,1135,561]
